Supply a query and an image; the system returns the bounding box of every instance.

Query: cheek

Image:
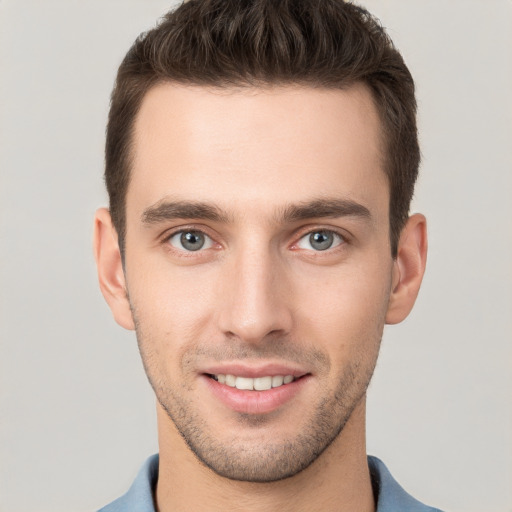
[292,261,391,357]
[126,258,220,351]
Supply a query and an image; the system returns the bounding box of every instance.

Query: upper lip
[200,362,309,379]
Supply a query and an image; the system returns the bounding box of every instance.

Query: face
[122,83,395,481]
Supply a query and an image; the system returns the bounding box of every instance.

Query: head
[105,0,420,259]
[95,0,427,484]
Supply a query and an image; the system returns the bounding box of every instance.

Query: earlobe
[93,208,135,330]
[385,213,428,325]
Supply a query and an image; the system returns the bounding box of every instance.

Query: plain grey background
[0,1,511,511]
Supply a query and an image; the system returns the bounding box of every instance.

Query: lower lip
[202,375,310,415]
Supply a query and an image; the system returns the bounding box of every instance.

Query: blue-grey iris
[309,231,334,251]
[181,231,205,251]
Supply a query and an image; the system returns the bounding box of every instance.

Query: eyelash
[161,226,349,255]
[161,225,218,254]
[293,229,346,252]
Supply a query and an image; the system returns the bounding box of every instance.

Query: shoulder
[97,454,159,512]
[368,456,445,512]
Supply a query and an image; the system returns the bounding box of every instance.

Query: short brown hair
[105,0,419,257]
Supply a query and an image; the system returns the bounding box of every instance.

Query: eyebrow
[279,198,371,223]
[141,200,230,225]
[141,197,371,226]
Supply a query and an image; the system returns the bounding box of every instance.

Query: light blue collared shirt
[98,454,444,512]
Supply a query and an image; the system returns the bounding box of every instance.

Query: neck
[155,398,375,512]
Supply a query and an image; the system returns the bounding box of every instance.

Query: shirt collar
[99,454,440,512]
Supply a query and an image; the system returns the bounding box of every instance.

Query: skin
[94,83,427,512]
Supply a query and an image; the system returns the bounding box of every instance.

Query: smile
[204,372,310,414]
[209,374,295,391]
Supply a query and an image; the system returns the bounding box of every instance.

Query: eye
[296,230,344,251]
[167,230,214,252]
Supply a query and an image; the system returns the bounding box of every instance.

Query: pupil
[181,231,205,251]
[310,231,333,251]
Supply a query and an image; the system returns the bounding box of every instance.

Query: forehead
[128,83,388,221]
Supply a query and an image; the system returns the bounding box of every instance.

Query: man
[94,0,439,510]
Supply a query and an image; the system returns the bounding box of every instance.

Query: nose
[217,245,293,344]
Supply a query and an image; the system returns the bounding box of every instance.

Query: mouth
[202,369,310,415]
[207,373,298,391]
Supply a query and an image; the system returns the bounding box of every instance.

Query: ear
[386,213,428,325]
[93,208,135,330]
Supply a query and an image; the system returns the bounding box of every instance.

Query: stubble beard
[157,368,371,483]
[134,324,381,483]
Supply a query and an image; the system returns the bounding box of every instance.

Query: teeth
[272,375,284,387]
[254,376,272,391]
[213,374,296,390]
[235,376,254,390]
